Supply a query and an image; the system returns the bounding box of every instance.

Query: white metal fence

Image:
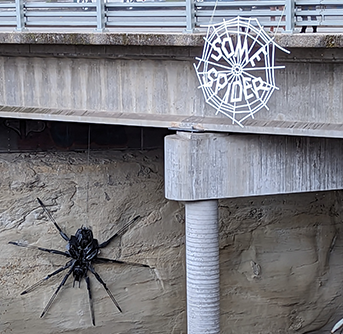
[0,0,342,33]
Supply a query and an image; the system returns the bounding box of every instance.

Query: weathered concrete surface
[0,31,341,49]
[0,31,206,47]
[165,132,343,200]
[1,149,343,333]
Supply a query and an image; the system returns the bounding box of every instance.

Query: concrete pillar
[164,131,343,334]
[185,200,220,334]
[165,132,224,334]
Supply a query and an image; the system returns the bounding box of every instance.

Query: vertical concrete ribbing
[185,200,220,334]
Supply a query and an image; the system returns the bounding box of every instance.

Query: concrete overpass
[0,31,343,138]
[2,29,343,334]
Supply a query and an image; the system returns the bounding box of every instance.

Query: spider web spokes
[194,17,289,127]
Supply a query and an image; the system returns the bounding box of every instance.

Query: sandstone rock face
[219,192,343,334]
[0,149,343,333]
[0,150,186,334]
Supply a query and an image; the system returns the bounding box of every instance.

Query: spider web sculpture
[9,198,149,326]
[332,317,343,333]
[194,17,290,127]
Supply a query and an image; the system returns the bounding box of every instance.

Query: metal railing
[0,0,342,33]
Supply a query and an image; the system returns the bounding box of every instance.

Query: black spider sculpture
[9,197,149,326]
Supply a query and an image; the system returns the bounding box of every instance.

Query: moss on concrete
[0,31,204,47]
[324,35,341,48]
[0,31,342,48]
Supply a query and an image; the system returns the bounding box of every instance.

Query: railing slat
[107,10,186,17]
[26,21,95,26]
[106,21,187,27]
[106,2,185,8]
[25,3,96,8]
[26,12,96,17]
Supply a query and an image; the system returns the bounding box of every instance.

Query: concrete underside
[0,35,341,137]
[165,132,343,201]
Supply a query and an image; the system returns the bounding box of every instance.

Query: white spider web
[194,17,290,128]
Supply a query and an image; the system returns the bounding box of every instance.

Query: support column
[185,200,220,334]
[165,131,343,334]
[165,132,224,334]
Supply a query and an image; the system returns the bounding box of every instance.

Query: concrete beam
[164,132,343,201]
[2,53,343,138]
[0,31,342,49]
[4,105,343,139]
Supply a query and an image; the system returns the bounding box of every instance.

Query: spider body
[67,227,99,285]
[9,198,148,326]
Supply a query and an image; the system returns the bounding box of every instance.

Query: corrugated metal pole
[185,200,220,334]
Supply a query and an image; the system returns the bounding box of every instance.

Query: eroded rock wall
[219,192,343,334]
[0,150,186,334]
[0,149,343,333]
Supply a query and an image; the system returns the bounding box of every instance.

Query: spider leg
[98,215,140,248]
[88,263,122,313]
[85,271,95,326]
[8,241,70,258]
[21,260,74,295]
[95,257,150,268]
[37,197,70,242]
[40,260,76,318]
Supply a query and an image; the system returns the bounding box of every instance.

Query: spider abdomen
[73,263,86,284]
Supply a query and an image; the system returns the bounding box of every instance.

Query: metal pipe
[185,199,220,334]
